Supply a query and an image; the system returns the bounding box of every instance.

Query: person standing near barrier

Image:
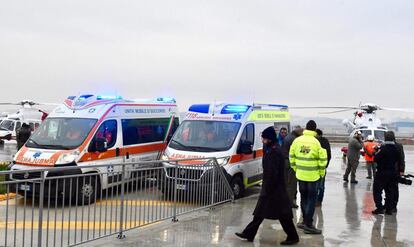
[315,129,331,207]
[372,131,402,215]
[393,134,405,213]
[16,122,31,150]
[289,120,327,234]
[343,131,363,183]
[235,126,299,245]
[363,135,378,179]
[282,125,303,208]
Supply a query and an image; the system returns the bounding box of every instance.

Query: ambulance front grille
[11,171,42,180]
[165,167,205,180]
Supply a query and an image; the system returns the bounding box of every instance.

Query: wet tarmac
[83,143,414,247]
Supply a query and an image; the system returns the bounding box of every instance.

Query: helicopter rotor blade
[289,106,359,110]
[317,109,357,114]
[379,107,414,113]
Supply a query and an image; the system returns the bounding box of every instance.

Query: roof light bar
[189,104,210,113]
[221,104,251,114]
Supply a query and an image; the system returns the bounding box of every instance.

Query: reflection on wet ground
[2,144,414,247]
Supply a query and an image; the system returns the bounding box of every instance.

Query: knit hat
[261,126,277,142]
[306,120,317,131]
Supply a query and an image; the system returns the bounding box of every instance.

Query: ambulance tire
[230,176,245,199]
[77,174,100,205]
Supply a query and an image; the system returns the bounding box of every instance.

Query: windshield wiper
[171,139,188,149]
[27,138,41,147]
[27,140,71,150]
[187,146,221,152]
[40,144,71,150]
[0,127,9,131]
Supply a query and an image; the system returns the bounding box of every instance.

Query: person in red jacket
[363,135,378,179]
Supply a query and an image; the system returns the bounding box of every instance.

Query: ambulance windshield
[169,120,241,152]
[26,118,97,150]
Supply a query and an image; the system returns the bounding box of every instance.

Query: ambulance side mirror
[238,141,253,155]
[89,137,108,153]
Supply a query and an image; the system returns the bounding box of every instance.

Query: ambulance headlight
[56,150,80,165]
[161,153,169,161]
[216,157,230,167]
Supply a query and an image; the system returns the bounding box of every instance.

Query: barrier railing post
[117,164,126,239]
[172,162,178,222]
[37,171,45,247]
[211,159,216,206]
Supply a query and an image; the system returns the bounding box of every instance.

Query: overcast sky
[1,0,413,119]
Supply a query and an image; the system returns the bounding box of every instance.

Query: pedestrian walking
[235,126,299,245]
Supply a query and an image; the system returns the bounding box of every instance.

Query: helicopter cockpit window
[360,130,372,140]
[0,120,15,131]
[374,130,385,141]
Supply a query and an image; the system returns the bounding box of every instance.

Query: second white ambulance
[162,102,291,198]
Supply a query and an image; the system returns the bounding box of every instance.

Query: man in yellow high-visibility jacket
[289,120,327,235]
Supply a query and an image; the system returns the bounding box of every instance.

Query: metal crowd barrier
[0,158,234,247]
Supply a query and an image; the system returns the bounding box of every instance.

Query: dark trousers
[344,160,359,182]
[298,180,319,227]
[242,215,299,241]
[373,172,398,210]
[284,159,297,205]
[366,161,377,178]
[394,182,399,209]
[317,175,325,203]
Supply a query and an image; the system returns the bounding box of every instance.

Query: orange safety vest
[363,141,378,162]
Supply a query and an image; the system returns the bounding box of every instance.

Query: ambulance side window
[95,120,117,149]
[121,118,171,146]
[239,124,255,146]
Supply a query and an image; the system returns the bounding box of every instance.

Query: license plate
[19,184,31,191]
[176,184,187,190]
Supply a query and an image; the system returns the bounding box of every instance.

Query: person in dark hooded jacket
[372,131,402,215]
[16,123,31,150]
[235,126,299,245]
[281,125,303,208]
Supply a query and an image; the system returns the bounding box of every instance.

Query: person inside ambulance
[94,120,117,149]
[65,125,82,141]
[198,124,216,144]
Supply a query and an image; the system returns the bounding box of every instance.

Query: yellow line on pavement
[0,220,154,230]
[0,193,16,201]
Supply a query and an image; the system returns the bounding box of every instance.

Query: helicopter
[0,100,54,143]
[290,103,414,155]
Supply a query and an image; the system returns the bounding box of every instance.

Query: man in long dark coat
[235,126,299,245]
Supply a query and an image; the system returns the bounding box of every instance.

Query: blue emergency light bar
[221,104,251,114]
[78,94,94,100]
[96,95,123,100]
[189,104,210,113]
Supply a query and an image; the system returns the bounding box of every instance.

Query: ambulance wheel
[77,174,100,205]
[230,176,245,199]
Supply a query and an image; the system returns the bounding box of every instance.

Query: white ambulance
[162,103,290,198]
[10,94,179,204]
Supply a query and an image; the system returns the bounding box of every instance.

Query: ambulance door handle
[253,150,257,159]
[126,152,130,159]
[116,148,120,157]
